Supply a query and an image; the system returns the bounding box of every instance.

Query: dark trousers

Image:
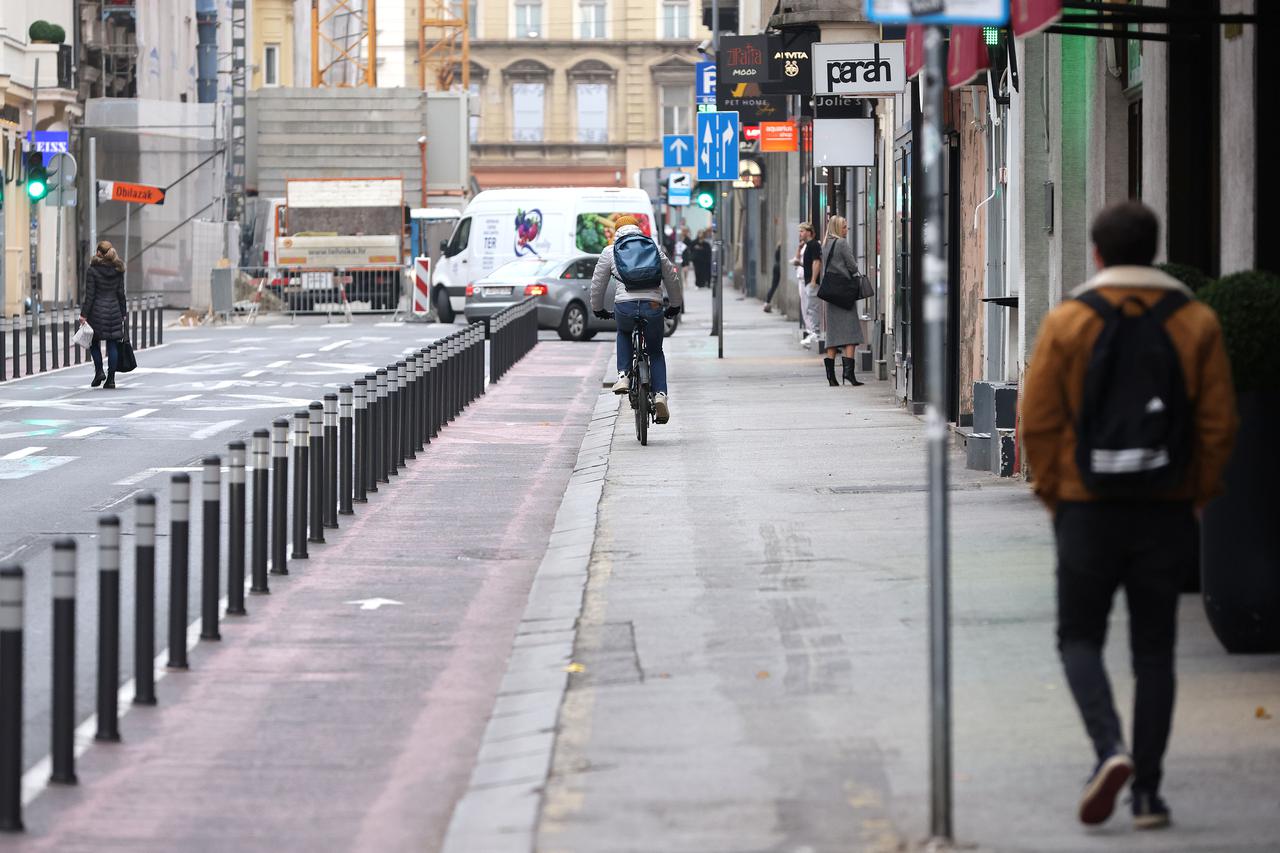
[89,337,120,376]
[1055,500,1194,795]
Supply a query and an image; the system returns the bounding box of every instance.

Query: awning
[1013,0,1062,38]
[947,26,990,89]
[906,25,925,80]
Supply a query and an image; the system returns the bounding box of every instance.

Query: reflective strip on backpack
[1090,447,1171,474]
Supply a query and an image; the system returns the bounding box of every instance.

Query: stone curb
[440,391,620,853]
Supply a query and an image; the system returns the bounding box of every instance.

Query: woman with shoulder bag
[818,216,865,387]
[81,241,128,389]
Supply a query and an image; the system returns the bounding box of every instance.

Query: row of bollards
[0,296,163,384]
[0,303,542,832]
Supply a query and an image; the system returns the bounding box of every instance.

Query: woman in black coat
[690,230,712,289]
[81,241,128,388]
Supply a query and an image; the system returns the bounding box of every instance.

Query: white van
[431,187,657,322]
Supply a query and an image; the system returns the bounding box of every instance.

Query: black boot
[91,370,106,388]
[842,357,863,386]
[823,357,839,386]
[103,369,116,390]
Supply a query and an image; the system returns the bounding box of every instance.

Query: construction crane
[419,0,470,91]
[311,0,377,87]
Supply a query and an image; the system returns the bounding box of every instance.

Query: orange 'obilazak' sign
[759,121,799,153]
[109,181,166,205]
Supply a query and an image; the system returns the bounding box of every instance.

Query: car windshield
[483,258,562,282]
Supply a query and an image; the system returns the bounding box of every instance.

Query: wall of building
[955,94,986,419]
[251,0,296,89]
[1219,0,1256,275]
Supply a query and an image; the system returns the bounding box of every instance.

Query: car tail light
[465,283,474,296]
[524,284,548,297]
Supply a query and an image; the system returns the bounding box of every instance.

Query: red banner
[906,25,925,80]
[947,26,990,89]
[1013,0,1062,38]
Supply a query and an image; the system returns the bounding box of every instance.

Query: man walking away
[1022,201,1237,831]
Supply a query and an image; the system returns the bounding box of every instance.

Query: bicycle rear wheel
[635,381,649,445]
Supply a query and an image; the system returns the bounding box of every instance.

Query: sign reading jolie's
[811,42,908,97]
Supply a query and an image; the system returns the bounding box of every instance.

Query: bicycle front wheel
[635,382,649,446]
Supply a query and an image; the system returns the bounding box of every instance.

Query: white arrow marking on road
[346,598,403,611]
[668,137,689,158]
[701,123,712,171]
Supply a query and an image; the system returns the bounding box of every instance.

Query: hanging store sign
[762,26,819,97]
[947,25,992,88]
[812,118,875,168]
[759,121,799,153]
[813,95,866,120]
[742,125,761,141]
[906,25,925,79]
[811,42,908,97]
[1012,0,1061,37]
[718,83,788,124]
[718,35,769,83]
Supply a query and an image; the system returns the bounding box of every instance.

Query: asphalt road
[0,314,485,771]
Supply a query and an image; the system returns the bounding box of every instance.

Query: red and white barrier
[413,257,432,318]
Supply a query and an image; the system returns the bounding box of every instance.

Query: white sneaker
[654,392,670,424]
[801,333,814,349]
[611,372,629,394]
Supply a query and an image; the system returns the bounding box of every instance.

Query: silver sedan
[464,254,679,341]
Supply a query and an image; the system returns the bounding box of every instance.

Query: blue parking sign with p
[696,61,716,104]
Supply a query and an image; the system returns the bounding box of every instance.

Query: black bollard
[199,456,221,641]
[37,305,46,373]
[404,360,417,461]
[375,369,389,484]
[0,565,23,831]
[387,365,400,477]
[429,344,441,439]
[73,305,82,365]
[416,350,428,448]
[95,515,122,742]
[134,494,157,705]
[323,394,339,529]
[156,297,164,345]
[291,411,309,560]
[411,353,424,453]
[50,539,76,785]
[50,305,59,371]
[339,386,354,514]
[308,403,325,544]
[13,315,23,380]
[396,362,409,468]
[252,430,270,593]
[271,419,289,575]
[150,296,158,347]
[167,474,191,669]
[365,373,379,494]
[0,317,7,383]
[353,381,368,503]
[226,442,247,616]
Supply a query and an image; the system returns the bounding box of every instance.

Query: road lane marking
[243,369,266,377]
[319,339,352,352]
[0,429,58,440]
[346,598,403,611]
[113,466,204,486]
[189,419,242,440]
[121,408,158,419]
[169,393,203,403]
[296,353,316,359]
[1,446,46,460]
[62,426,108,438]
[91,488,145,512]
[267,360,290,368]
[0,455,76,479]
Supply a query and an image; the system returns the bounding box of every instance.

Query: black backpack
[1075,290,1193,498]
[613,232,663,289]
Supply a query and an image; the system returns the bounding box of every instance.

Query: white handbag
[71,321,94,349]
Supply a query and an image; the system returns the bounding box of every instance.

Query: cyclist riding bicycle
[590,216,683,424]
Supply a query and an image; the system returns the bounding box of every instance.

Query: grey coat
[819,236,865,348]
[82,262,127,341]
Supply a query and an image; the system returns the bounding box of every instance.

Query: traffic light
[694,184,716,211]
[24,151,49,202]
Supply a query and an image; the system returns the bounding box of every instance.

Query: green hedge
[1159,262,1213,294]
[1200,270,1280,393]
[28,21,66,44]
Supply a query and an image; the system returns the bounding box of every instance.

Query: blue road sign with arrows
[663,134,695,168]
[696,111,739,182]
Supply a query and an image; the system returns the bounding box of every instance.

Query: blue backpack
[613,232,663,289]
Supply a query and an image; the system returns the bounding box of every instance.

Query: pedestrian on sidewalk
[691,229,712,289]
[1021,201,1237,831]
[818,217,865,386]
[792,223,823,348]
[762,242,782,313]
[678,226,694,293]
[591,215,683,424]
[81,241,128,389]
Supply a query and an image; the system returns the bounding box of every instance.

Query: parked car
[465,254,680,341]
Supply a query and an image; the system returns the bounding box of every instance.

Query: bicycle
[600,309,656,446]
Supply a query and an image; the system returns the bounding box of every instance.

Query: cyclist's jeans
[615,300,668,394]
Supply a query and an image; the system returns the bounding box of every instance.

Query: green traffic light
[695,190,715,210]
[27,178,48,201]
[24,153,49,202]
[982,26,1001,46]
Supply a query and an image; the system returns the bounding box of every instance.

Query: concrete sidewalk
[491,287,1278,852]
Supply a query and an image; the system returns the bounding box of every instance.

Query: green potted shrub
[27,21,66,44]
[1159,262,1213,294]
[1199,270,1280,653]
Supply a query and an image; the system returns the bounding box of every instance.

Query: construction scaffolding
[418,0,470,92]
[226,0,247,225]
[311,0,377,88]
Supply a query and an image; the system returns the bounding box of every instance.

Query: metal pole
[922,25,953,843]
[95,515,122,741]
[133,493,157,704]
[200,456,222,641]
[167,474,191,669]
[271,419,289,575]
[323,394,339,528]
[0,564,22,831]
[339,386,354,514]
[123,204,131,294]
[308,402,324,544]
[50,539,76,785]
[226,442,247,616]
[291,411,309,559]
[89,137,97,253]
[251,430,270,593]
